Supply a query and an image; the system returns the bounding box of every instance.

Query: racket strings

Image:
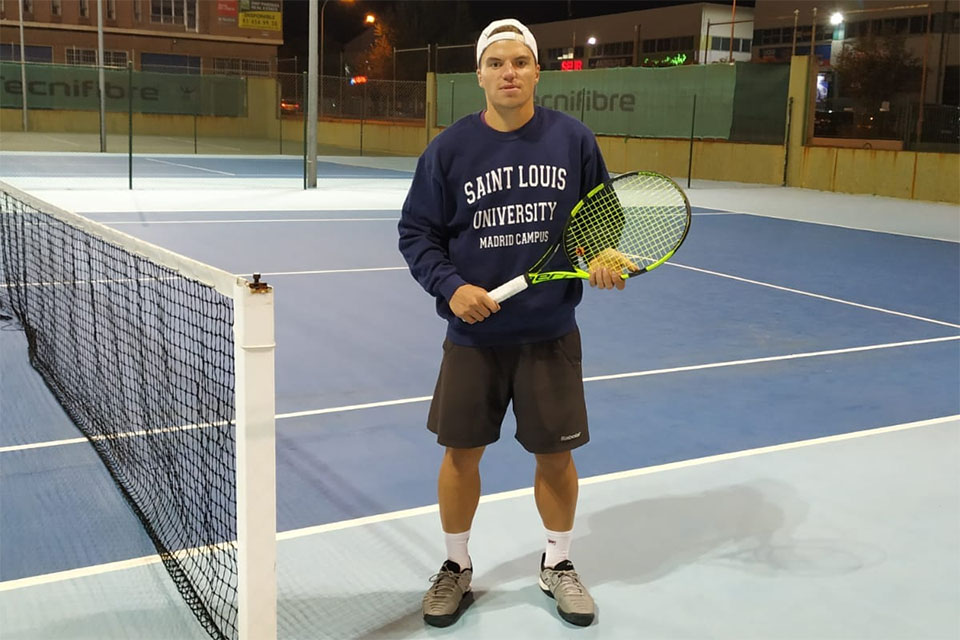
[564,174,688,273]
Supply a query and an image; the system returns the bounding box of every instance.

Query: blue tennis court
[1,154,958,639]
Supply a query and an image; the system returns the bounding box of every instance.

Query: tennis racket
[487,171,691,303]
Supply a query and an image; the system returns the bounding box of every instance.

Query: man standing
[398,18,626,628]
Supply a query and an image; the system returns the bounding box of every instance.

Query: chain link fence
[814,98,959,151]
[276,72,426,122]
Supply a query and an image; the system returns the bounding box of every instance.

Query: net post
[233,274,277,640]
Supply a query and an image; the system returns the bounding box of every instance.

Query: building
[752,0,959,105]
[528,3,755,71]
[0,0,283,75]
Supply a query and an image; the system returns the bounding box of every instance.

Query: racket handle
[488,275,528,303]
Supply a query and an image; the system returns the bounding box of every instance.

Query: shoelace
[426,570,462,598]
[552,570,587,597]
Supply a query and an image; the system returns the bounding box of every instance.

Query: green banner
[730,63,790,144]
[438,62,789,143]
[1,63,247,117]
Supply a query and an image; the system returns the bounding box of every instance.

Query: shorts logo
[560,432,581,442]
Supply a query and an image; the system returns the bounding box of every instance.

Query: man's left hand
[587,248,640,290]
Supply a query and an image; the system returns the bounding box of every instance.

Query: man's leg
[422,445,485,627]
[534,450,578,533]
[439,445,485,536]
[534,450,594,626]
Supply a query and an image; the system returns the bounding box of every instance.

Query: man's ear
[476,66,482,87]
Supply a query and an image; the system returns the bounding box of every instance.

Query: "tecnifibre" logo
[535,90,635,113]
[0,75,160,101]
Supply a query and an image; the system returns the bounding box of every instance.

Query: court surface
[1,153,958,639]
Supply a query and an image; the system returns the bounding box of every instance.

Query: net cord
[0,180,244,297]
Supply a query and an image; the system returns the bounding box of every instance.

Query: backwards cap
[476,18,539,66]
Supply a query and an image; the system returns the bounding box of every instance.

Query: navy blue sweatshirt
[398,106,609,347]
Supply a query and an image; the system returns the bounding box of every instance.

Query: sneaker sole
[538,578,595,627]
[423,589,472,628]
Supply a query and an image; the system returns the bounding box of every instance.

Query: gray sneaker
[422,559,472,627]
[538,554,596,626]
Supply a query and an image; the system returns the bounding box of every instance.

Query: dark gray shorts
[426,329,589,454]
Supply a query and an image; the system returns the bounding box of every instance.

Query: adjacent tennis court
[1,153,958,640]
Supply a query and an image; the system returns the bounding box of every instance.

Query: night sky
[279,0,753,72]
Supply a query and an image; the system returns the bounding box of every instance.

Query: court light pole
[809,6,818,61]
[97,0,106,152]
[307,0,318,188]
[791,9,799,57]
[728,0,737,63]
[18,0,27,132]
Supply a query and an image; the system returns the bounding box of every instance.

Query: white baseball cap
[476,18,539,66]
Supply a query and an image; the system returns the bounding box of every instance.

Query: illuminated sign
[560,59,583,71]
[642,53,688,67]
[350,75,368,85]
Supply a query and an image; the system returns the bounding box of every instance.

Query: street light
[365,13,375,24]
[587,36,597,45]
[830,12,844,25]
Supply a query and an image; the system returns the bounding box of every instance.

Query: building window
[79,0,88,17]
[66,47,97,66]
[107,0,115,20]
[134,0,141,21]
[934,12,960,34]
[712,37,750,53]
[0,43,53,62]
[214,58,241,74]
[141,52,201,74]
[52,0,61,16]
[214,58,272,77]
[151,0,196,26]
[21,0,32,14]
[65,49,126,67]
[104,50,127,68]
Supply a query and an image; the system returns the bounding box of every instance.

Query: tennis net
[0,181,276,640]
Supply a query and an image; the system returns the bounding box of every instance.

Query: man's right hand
[449,284,500,324]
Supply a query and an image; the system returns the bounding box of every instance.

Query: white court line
[3,335,956,455]
[106,217,398,224]
[259,261,959,329]
[697,205,958,243]
[2,414,955,590]
[143,157,235,176]
[667,262,960,329]
[274,335,959,421]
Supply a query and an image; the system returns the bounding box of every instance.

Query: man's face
[477,39,539,110]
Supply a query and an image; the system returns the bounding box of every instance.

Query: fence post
[450,80,455,125]
[782,96,793,186]
[687,94,697,189]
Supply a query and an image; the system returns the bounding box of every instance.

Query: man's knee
[444,446,485,473]
[535,450,574,476]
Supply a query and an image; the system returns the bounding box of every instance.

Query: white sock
[444,530,471,570]
[544,528,573,568]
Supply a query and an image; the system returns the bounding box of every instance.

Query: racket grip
[488,275,528,303]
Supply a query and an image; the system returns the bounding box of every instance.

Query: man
[398,18,629,628]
